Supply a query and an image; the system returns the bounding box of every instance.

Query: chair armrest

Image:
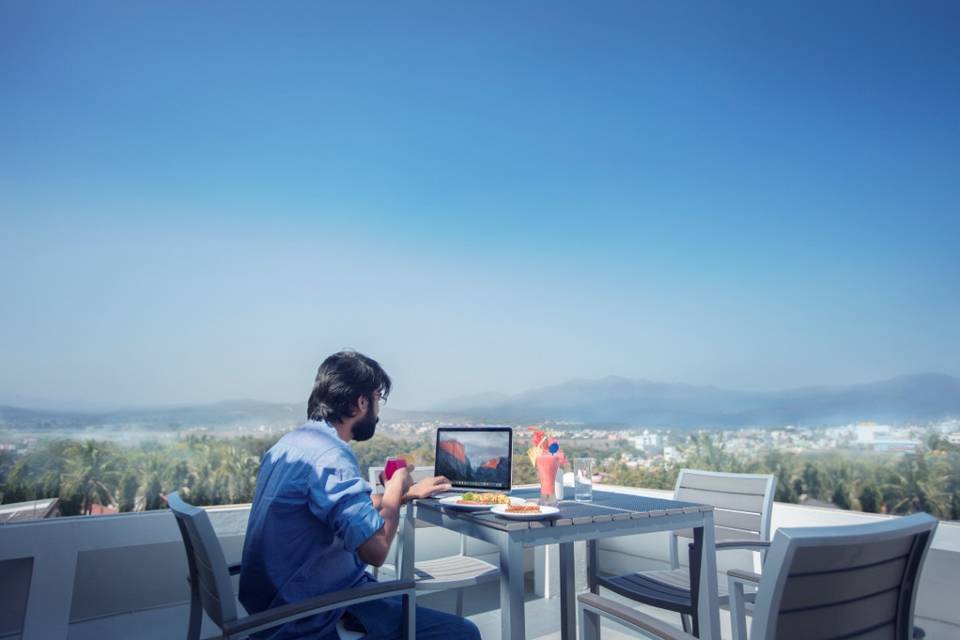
[189,562,241,584]
[715,540,771,552]
[578,593,697,640]
[224,579,416,637]
[727,568,761,584]
[727,570,760,640]
[688,540,770,554]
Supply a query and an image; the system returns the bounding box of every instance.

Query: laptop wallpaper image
[435,430,511,489]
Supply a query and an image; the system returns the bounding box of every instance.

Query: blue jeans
[342,595,481,640]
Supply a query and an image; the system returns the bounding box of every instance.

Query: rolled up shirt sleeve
[307,453,385,552]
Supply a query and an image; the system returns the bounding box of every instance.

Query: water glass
[574,458,594,502]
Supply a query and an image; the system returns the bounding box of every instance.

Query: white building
[873,439,921,453]
[662,445,681,463]
[631,429,660,451]
[855,421,892,444]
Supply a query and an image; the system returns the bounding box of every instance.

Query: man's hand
[405,475,452,501]
[385,465,414,496]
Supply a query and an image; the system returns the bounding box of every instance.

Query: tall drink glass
[536,453,559,506]
[574,458,593,502]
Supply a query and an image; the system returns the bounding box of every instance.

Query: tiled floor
[419,575,694,640]
[67,566,954,639]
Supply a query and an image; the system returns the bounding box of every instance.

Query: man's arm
[369,474,452,509]
[358,468,410,567]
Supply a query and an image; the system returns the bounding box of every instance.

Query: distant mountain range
[0,398,465,432]
[433,373,960,428]
[2,373,959,431]
[0,399,307,431]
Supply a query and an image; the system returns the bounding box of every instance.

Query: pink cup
[384,457,407,482]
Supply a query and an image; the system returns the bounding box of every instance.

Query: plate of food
[438,492,526,510]
[491,503,560,519]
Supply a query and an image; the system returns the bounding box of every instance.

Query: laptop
[434,426,513,493]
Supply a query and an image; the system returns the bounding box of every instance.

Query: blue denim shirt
[239,421,385,639]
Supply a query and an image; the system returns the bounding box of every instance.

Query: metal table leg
[498,534,525,640]
[587,539,599,594]
[696,510,721,640]
[399,504,416,581]
[559,541,577,640]
[582,539,601,640]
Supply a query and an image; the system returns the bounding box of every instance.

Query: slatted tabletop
[416,489,713,532]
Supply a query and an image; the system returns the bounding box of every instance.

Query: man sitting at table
[240,350,481,639]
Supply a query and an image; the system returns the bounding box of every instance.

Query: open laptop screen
[434,427,513,492]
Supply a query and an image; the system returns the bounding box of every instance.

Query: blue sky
[1,2,958,410]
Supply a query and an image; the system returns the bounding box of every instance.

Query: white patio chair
[580,512,937,640]
[167,492,415,640]
[596,469,775,635]
[368,465,500,616]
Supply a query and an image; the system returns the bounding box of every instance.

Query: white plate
[438,495,526,510]
[490,504,561,519]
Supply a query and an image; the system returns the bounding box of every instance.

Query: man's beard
[352,406,379,442]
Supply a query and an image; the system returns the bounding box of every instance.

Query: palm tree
[685,433,741,473]
[800,462,825,500]
[881,454,948,517]
[831,481,852,510]
[63,440,122,515]
[118,471,140,512]
[136,453,169,511]
[930,449,960,520]
[212,446,258,504]
[858,483,882,513]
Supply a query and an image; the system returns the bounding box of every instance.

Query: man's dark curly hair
[307,350,391,424]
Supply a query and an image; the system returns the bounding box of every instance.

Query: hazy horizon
[2,370,958,415]
[2,2,958,411]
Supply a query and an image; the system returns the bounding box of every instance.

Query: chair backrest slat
[677,471,771,495]
[673,469,775,542]
[167,492,239,627]
[750,513,937,640]
[713,509,762,533]
[846,623,898,640]
[789,535,913,574]
[774,588,900,639]
[716,526,761,541]
[780,553,908,610]
[675,486,767,516]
